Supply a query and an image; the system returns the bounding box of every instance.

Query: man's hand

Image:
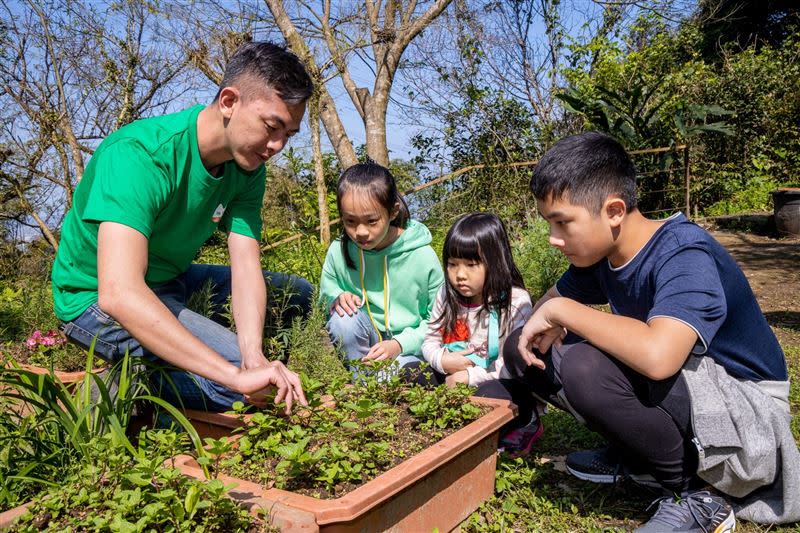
[331,291,362,317]
[517,299,567,370]
[441,348,475,374]
[363,339,402,361]
[236,361,307,414]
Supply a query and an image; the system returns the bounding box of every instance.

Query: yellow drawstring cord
[359,248,389,341]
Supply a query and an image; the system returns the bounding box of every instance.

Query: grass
[465,327,800,532]
[1,222,797,530]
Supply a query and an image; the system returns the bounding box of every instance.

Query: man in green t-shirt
[51,42,314,412]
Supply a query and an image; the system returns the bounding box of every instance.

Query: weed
[12,432,275,532]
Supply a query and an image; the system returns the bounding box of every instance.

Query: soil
[709,229,800,346]
[219,398,490,500]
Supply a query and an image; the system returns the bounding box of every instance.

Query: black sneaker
[565,447,660,489]
[635,491,735,532]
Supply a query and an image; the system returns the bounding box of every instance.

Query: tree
[265,0,452,168]
[0,0,192,250]
[696,0,799,57]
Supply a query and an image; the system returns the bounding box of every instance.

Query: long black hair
[337,163,410,269]
[434,212,525,335]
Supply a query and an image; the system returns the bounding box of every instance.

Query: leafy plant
[0,392,72,512]
[212,366,485,498]
[0,283,23,339]
[12,432,274,532]
[0,345,212,507]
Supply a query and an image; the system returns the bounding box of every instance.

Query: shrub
[285,296,349,385]
[12,432,272,532]
[512,218,569,301]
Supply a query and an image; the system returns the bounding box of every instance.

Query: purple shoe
[498,416,544,458]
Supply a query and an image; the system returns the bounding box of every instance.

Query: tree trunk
[310,97,331,246]
[11,181,59,251]
[319,92,358,169]
[265,0,358,170]
[365,100,390,167]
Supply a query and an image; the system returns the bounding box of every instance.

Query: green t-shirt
[51,105,266,321]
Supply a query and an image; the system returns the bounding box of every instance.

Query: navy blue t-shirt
[556,213,786,382]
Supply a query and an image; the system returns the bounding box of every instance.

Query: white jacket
[421,286,532,386]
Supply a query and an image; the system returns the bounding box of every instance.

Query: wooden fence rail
[262,145,689,252]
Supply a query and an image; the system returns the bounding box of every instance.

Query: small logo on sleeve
[211,204,226,223]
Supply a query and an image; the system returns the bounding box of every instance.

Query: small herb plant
[284,295,349,384]
[13,432,275,532]
[213,362,485,499]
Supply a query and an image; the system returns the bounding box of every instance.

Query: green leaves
[12,432,260,532]
[219,368,484,498]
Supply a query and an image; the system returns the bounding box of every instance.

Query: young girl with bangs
[422,212,533,386]
[320,163,444,372]
[420,212,542,456]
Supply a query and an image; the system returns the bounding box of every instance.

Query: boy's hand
[331,291,362,317]
[518,299,567,370]
[363,339,402,361]
[441,349,475,374]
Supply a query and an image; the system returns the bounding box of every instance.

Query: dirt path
[711,230,800,347]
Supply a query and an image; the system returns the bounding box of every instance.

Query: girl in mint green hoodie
[320,163,444,371]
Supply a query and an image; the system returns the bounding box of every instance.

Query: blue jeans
[61,265,313,411]
[326,310,422,379]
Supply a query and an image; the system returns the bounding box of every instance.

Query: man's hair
[530,131,638,214]
[215,41,313,105]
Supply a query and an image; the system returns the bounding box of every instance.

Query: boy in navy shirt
[499,132,796,531]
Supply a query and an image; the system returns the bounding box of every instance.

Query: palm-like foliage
[557,76,733,149]
[0,345,210,510]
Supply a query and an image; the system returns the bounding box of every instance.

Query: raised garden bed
[177,394,515,532]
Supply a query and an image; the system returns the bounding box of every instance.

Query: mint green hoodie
[320,219,444,355]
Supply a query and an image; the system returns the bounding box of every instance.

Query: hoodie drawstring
[359,248,390,341]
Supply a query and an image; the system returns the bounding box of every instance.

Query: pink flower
[25,337,37,348]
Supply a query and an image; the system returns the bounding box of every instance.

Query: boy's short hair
[215,41,314,105]
[530,131,638,214]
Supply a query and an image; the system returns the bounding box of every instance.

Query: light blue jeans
[61,264,313,411]
[326,310,423,379]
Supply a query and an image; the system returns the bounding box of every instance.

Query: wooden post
[683,145,691,219]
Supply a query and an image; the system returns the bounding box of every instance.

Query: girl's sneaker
[498,415,544,458]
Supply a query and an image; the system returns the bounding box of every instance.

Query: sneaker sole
[713,510,736,533]
[565,465,662,489]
